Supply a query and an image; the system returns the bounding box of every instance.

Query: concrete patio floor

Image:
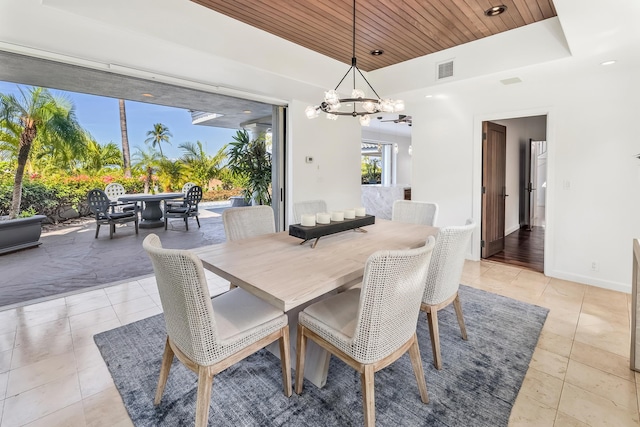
[0,203,230,309]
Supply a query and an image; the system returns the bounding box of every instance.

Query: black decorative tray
[289,215,375,247]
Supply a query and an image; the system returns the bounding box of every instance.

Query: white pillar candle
[355,207,366,217]
[331,211,344,222]
[344,209,356,219]
[316,212,331,224]
[301,214,316,227]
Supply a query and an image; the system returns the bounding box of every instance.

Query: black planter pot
[0,215,47,255]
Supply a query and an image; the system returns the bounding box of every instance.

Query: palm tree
[82,140,123,173]
[132,147,162,193]
[179,140,227,190]
[227,130,272,205]
[119,99,132,178]
[0,86,85,218]
[145,123,172,157]
[157,158,184,192]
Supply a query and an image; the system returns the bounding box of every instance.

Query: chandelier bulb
[359,114,371,126]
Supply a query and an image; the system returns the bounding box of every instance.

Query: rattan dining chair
[164,185,203,230]
[222,205,275,241]
[87,189,139,239]
[143,234,292,427]
[392,200,439,226]
[293,199,327,224]
[420,220,475,369]
[295,237,436,427]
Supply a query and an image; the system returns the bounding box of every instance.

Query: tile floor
[0,260,636,426]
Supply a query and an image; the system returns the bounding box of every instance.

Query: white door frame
[471,107,555,276]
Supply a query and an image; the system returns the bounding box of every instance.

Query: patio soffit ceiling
[190,0,557,72]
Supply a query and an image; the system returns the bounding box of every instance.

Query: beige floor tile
[14,305,69,329]
[10,330,74,370]
[111,295,158,319]
[15,317,70,343]
[117,305,163,325]
[574,314,630,357]
[71,319,122,349]
[519,367,564,409]
[102,281,144,295]
[106,286,150,305]
[0,370,8,400]
[584,286,629,307]
[78,364,115,398]
[529,347,569,381]
[536,330,574,358]
[0,330,15,353]
[580,300,630,328]
[509,392,557,426]
[564,360,638,410]
[554,411,589,426]
[82,386,131,427]
[542,308,580,339]
[2,373,82,427]
[0,309,18,335]
[66,293,112,317]
[558,382,640,427]
[6,351,77,397]
[69,306,119,332]
[570,340,634,381]
[0,348,13,374]
[74,343,107,372]
[22,401,87,427]
[65,288,108,306]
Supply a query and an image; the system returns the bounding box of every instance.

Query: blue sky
[0,81,238,160]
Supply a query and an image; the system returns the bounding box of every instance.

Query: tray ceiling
[190,0,556,71]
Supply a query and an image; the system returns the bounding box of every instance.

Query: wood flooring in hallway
[487,226,544,272]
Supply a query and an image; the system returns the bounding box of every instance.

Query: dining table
[192,218,438,388]
[118,192,184,228]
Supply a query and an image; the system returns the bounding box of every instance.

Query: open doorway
[481,116,547,272]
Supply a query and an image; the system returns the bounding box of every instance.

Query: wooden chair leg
[279,325,292,397]
[294,324,307,394]
[408,334,429,403]
[361,364,375,427]
[195,366,214,427]
[426,309,442,369]
[453,293,468,340]
[154,337,175,405]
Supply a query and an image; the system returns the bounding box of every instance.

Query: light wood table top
[192,219,438,312]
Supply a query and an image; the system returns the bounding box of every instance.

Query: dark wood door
[481,121,507,258]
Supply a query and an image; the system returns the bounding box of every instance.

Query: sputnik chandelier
[305,0,404,126]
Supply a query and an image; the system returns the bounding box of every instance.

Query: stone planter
[0,215,47,255]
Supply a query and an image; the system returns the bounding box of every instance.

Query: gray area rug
[95,285,548,426]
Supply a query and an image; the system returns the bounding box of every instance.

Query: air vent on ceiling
[437,59,454,80]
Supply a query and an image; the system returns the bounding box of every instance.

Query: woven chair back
[222,206,275,241]
[293,200,327,224]
[423,220,476,305]
[351,237,435,363]
[392,200,439,226]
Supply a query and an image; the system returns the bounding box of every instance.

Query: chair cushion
[212,288,286,342]
[166,207,189,214]
[300,288,360,340]
[109,212,136,219]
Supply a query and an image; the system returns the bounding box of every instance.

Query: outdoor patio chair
[165,182,197,209]
[420,220,475,369]
[295,237,436,427]
[142,234,291,427]
[87,189,139,239]
[222,205,275,241]
[392,200,439,227]
[293,199,327,224]
[164,185,203,231]
[104,182,136,213]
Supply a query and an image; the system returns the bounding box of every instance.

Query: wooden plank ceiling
[190,0,556,71]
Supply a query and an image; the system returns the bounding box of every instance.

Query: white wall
[407,55,640,292]
[493,116,547,234]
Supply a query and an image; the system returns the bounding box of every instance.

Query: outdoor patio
[0,202,230,309]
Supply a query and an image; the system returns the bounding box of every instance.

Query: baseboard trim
[548,269,630,294]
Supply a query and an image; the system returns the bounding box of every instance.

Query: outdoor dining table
[118,192,184,228]
[192,218,438,387]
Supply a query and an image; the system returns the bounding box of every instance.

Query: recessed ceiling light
[601,60,616,66]
[141,93,154,97]
[243,110,252,114]
[370,49,384,56]
[425,94,433,98]
[484,5,507,16]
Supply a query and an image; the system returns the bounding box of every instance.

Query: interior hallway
[488,227,545,273]
[0,259,636,426]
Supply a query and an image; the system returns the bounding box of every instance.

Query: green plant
[18,206,37,218]
[227,130,272,205]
